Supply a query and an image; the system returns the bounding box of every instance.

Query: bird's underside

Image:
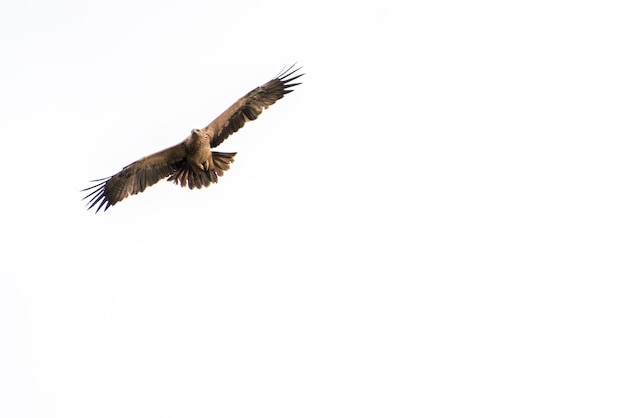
[82,64,303,212]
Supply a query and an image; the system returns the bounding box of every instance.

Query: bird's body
[184,129,215,174]
[83,65,303,212]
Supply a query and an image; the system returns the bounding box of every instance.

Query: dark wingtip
[276,64,303,95]
[276,63,304,82]
[82,177,112,213]
[81,177,111,192]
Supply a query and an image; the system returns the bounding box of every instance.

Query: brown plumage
[82,65,303,212]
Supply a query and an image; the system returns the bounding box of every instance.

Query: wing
[82,143,187,212]
[202,64,304,148]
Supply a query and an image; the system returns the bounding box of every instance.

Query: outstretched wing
[201,64,304,148]
[82,143,187,212]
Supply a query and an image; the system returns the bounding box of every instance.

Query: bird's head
[191,128,203,137]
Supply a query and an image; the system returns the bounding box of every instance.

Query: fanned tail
[168,152,237,189]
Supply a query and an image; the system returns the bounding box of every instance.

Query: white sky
[1,0,625,417]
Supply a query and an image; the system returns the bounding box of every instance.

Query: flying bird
[83,65,303,212]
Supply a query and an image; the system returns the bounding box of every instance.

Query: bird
[82,64,303,212]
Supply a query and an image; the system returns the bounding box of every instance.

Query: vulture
[83,64,303,212]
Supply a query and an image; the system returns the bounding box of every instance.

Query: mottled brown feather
[203,65,303,148]
[82,143,187,212]
[167,151,236,189]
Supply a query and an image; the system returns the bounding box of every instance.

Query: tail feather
[213,152,237,171]
[167,151,237,189]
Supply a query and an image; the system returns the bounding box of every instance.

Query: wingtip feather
[276,64,303,82]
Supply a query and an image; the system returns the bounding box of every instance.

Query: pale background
[1,1,625,417]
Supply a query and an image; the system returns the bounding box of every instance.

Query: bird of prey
[83,65,303,212]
